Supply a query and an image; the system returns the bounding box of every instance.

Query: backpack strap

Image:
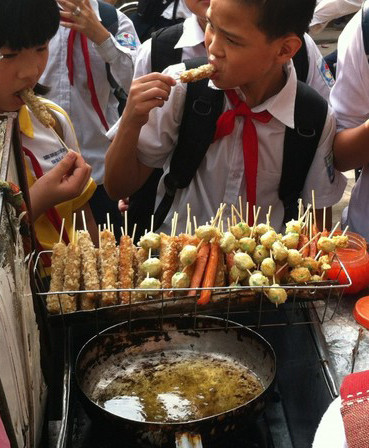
[279,80,328,222]
[362,0,369,60]
[153,57,224,230]
[151,22,184,73]
[292,35,309,83]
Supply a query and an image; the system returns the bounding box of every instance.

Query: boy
[330,8,369,241]
[105,0,346,235]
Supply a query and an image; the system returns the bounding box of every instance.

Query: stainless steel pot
[75,315,276,447]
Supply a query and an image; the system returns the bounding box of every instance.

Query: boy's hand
[30,151,92,220]
[122,73,176,128]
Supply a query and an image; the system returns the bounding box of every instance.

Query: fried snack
[78,231,100,310]
[20,88,55,128]
[214,251,226,288]
[99,229,118,306]
[119,235,135,304]
[179,63,215,83]
[47,242,67,314]
[60,242,81,313]
[132,247,149,301]
[160,233,180,298]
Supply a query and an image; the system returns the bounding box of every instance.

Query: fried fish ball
[300,257,319,273]
[332,234,349,248]
[317,237,336,253]
[260,230,278,249]
[171,271,190,288]
[195,225,219,242]
[238,237,257,254]
[287,249,303,267]
[229,265,249,282]
[179,245,198,266]
[266,284,288,306]
[220,232,237,253]
[139,231,161,250]
[230,222,251,239]
[234,252,255,271]
[272,241,288,262]
[290,267,311,283]
[282,232,300,249]
[252,245,269,264]
[141,258,162,277]
[249,272,269,290]
[285,219,302,235]
[254,223,270,236]
[310,274,323,282]
[260,257,276,277]
[139,277,161,295]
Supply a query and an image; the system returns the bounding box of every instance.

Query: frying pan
[75,315,276,447]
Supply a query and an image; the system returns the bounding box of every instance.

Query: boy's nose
[18,59,41,81]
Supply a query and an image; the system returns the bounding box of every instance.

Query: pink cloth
[0,416,11,448]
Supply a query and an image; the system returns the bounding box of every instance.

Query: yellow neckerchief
[19,105,34,138]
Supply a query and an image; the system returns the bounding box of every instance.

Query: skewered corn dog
[60,240,80,313]
[99,228,118,306]
[20,88,55,128]
[78,230,100,309]
[119,234,135,304]
[47,241,67,314]
[179,63,215,83]
[160,234,180,297]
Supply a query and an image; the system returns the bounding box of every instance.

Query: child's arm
[333,121,369,171]
[104,72,176,200]
[29,152,92,221]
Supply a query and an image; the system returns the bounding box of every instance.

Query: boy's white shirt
[310,0,363,33]
[40,1,139,184]
[108,60,346,235]
[330,11,369,241]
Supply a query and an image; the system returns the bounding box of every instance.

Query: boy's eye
[37,46,48,52]
[0,53,17,59]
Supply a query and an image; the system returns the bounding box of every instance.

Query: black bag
[137,0,176,23]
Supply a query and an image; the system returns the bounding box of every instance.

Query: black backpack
[127,26,327,238]
[137,0,178,23]
[97,1,127,115]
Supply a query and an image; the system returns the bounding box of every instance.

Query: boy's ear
[276,34,302,63]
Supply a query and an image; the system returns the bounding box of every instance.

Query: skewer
[231,204,243,223]
[131,223,137,242]
[245,202,249,225]
[193,216,198,232]
[238,196,243,222]
[342,225,349,236]
[298,198,303,221]
[314,221,341,260]
[98,224,101,248]
[312,190,317,229]
[59,218,65,244]
[72,212,76,244]
[121,226,124,236]
[50,126,81,155]
[106,213,111,233]
[81,210,87,232]
[227,217,231,232]
[125,210,128,237]
[323,206,326,232]
[250,207,261,237]
[299,204,312,225]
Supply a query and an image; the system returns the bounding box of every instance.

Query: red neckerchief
[22,146,70,266]
[67,30,109,131]
[213,90,272,225]
[340,369,369,448]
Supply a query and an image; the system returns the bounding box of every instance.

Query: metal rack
[33,249,352,330]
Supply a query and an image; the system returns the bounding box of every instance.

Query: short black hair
[0,0,59,50]
[239,0,316,40]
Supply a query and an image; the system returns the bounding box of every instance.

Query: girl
[0,0,98,255]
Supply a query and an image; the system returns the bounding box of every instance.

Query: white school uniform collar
[174,14,205,49]
[208,59,296,129]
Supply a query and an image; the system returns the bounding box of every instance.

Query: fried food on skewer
[118,234,135,304]
[60,240,81,313]
[99,228,118,306]
[179,63,215,83]
[20,88,55,128]
[47,241,67,314]
[78,230,100,310]
[160,233,180,298]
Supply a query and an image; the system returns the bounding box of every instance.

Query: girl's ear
[277,34,302,63]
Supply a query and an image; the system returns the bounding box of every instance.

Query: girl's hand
[59,0,110,45]
[121,73,176,128]
[30,151,92,220]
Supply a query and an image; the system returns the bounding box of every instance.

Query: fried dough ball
[300,257,319,273]
[179,245,198,266]
[220,232,237,253]
[171,272,190,288]
[310,274,323,282]
[249,272,269,290]
[260,257,276,277]
[139,277,161,295]
[252,245,269,264]
[272,241,288,262]
[266,284,288,306]
[254,223,270,236]
[290,267,311,283]
[332,234,349,249]
[234,252,255,271]
[141,258,162,277]
[139,231,161,250]
[260,230,278,249]
[285,219,302,235]
[229,265,249,282]
[317,237,336,253]
[282,232,300,249]
[230,222,251,239]
[287,249,303,267]
[238,237,256,254]
[195,225,219,242]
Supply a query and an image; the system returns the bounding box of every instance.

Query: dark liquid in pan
[94,351,264,423]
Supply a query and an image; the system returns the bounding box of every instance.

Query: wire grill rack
[33,249,352,330]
